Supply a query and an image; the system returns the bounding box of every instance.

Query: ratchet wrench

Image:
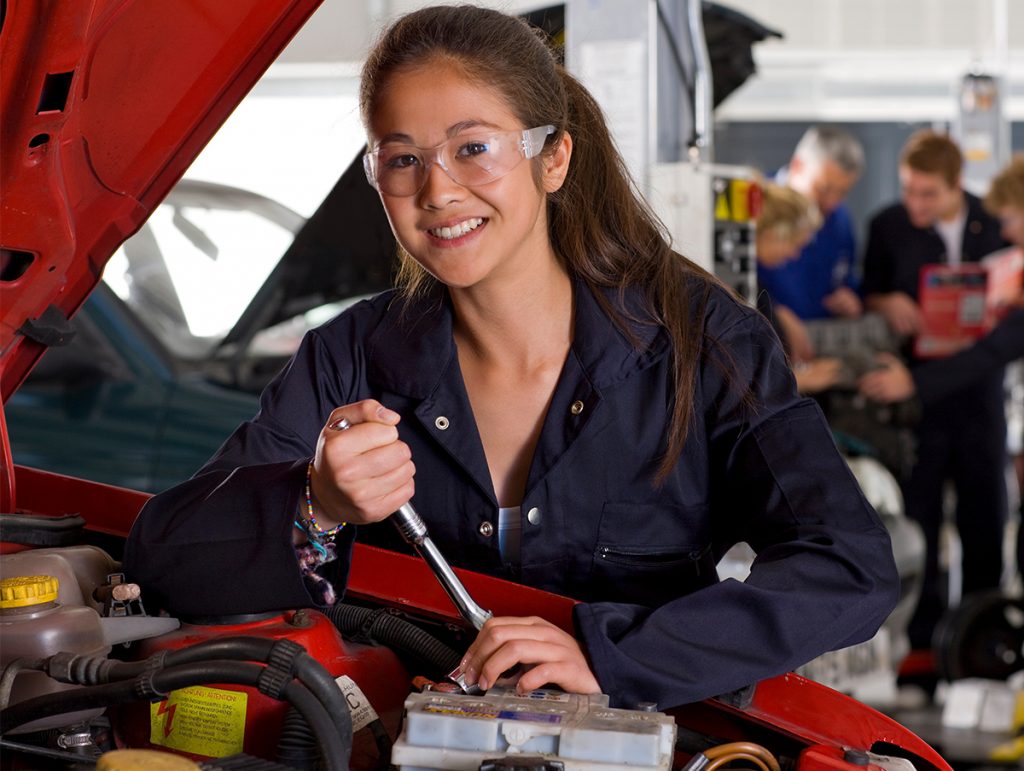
[328,415,493,630]
[328,416,492,691]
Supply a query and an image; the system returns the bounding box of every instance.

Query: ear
[542,131,573,193]
[789,155,805,178]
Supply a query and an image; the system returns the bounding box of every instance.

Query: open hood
[0,0,323,403]
[214,149,397,358]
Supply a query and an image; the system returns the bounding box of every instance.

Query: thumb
[874,352,900,368]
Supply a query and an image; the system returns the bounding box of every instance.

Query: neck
[939,192,965,224]
[450,263,573,370]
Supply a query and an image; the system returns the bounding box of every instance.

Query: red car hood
[0,0,322,402]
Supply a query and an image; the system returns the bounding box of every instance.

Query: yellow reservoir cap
[97,749,201,770]
[0,575,59,608]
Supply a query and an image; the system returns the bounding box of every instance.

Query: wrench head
[446,663,486,695]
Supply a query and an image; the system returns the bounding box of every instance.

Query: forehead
[899,166,953,191]
[814,160,856,189]
[368,62,519,145]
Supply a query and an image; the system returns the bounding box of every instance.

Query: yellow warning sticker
[150,686,248,758]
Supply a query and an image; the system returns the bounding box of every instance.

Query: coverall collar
[364,277,669,399]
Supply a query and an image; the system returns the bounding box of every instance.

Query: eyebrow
[375,119,504,147]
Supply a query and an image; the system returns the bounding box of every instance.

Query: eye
[381,151,421,170]
[455,140,491,158]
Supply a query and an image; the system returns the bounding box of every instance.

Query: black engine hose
[47,636,353,752]
[324,603,462,675]
[0,661,349,771]
[0,659,44,710]
[164,637,353,748]
[276,706,320,771]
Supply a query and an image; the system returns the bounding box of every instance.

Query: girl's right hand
[309,399,416,527]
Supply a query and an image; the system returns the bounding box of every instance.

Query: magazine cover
[914,247,1024,358]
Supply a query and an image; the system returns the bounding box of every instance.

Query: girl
[125,5,898,710]
[755,182,842,394]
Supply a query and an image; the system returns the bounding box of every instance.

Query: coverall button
[434,416,450,430]
[570,400,584,415]
[478,521,494,537]
[527,507,542,525]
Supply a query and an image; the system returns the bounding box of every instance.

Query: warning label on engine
[150,685,248,758]
[336,675,379,732]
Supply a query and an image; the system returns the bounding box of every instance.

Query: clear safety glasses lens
[364,125,555,197]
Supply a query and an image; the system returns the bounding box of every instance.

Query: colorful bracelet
[294,520,328,558]
[302,461,346,539]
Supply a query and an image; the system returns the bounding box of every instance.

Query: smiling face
[367,61,570,293]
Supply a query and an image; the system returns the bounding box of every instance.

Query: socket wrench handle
[397,504,493,631]
[328,416,494,630]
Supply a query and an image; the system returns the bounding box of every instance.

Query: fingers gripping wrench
[328,417,493,631]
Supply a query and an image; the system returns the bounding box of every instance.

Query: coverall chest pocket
[589,502,716,607]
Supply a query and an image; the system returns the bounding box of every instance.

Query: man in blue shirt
[760,125,865,321]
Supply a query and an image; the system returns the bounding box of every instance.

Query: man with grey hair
[760,125,866,325]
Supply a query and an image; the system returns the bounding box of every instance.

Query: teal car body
[5,282,259,493]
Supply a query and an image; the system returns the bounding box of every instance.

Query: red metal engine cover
[112,609,409,768]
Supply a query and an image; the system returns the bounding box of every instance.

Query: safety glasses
[363,125,555,197]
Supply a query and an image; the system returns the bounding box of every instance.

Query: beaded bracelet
[299,461,346,541]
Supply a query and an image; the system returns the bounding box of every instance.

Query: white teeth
[429,217,483,240]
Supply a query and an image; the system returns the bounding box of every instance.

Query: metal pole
[686,0,713,162]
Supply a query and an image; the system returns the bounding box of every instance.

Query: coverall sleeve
[574,312,900,709]
[912,308,1024,405]
[860,213,894,298]
[123,328,360,617]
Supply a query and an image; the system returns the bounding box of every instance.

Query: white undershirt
[497,506,522,564]
[934,206,967,266]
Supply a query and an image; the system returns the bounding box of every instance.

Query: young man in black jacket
[862,153,1024,604]
[862,130,1009,652]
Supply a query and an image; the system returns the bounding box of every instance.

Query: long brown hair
[360,4,716,480]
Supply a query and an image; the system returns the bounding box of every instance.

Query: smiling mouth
[427,217,484,240]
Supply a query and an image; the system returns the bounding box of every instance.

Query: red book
[914,247,1024,358]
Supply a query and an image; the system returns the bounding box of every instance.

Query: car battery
[390,686,676,770]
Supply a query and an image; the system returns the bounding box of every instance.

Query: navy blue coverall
[124,278,898,710]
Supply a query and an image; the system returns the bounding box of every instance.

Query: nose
[417,159,465,208]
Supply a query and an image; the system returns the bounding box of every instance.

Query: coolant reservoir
[0,574,110,733]
[1,545,119,613]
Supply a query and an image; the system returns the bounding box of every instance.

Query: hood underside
[0,0,322,401]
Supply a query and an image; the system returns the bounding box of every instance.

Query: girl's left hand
[461,616,601,696]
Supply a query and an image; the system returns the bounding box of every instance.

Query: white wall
[182,0,1024,215]
[700,0,1024,122]
[721,0,1021,50]
[274,0,1024,122]
[278,0,556,63]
